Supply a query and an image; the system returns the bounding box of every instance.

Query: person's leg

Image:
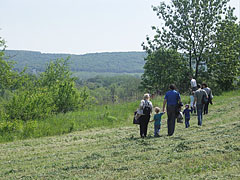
[139,116,144,137]
[154,125,157,136]
[167,105,176,136]
[185,118,188,128]
[186,118,190,128]
[154,125,160,137]
[197,104,203,126]
[143,115,150,137]
[205,102,209,114]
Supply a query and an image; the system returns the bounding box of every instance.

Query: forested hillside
[4,50,146,76]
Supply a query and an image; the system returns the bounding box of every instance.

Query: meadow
[0,91,239,179]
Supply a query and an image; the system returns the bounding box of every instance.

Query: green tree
[142,0,235,79]
[141,48,189,93]
[206,16,240,91]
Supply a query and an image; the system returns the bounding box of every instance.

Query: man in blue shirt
[162,84,181,136]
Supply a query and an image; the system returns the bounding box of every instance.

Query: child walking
[183,104,192,128]
[150,107,165,137]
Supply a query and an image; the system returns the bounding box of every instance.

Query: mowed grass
[0,91,239,179]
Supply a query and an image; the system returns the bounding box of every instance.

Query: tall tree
[142,0,235,79]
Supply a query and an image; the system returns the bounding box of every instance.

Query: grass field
[0,91,239,179]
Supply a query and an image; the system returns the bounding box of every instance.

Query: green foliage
[143,0,237,80]
[141,48,189,93]
[206,19,240,91]
[81,75,143,103]
[5,88,55,121]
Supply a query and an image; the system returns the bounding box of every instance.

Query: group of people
[136,77,213,138]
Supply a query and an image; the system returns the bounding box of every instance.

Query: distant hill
[4,50,147,78]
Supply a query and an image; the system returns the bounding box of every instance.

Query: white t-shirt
[190,78,197,87]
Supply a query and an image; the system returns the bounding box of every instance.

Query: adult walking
[193,84,208,126]
[162,84,181,136]
[138,93,153,138]
[190,76,197,91]
[202,83,213,114]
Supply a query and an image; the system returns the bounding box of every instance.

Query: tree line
[4,50,146,75]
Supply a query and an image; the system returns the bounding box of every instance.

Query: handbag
[133,111,140,124]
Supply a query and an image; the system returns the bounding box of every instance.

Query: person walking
[190,76,197,91]
[150,107,165,137]
[138,93,153,138]
[202,83,213,114]
[183,104,192,128]
[193,84,208,126]
[162,84,182,136]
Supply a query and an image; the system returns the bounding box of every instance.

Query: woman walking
[138,93,153,138]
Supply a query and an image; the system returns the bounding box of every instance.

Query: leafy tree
[141,48,189,93]
[206,16,240,91]
[142,0,236,79]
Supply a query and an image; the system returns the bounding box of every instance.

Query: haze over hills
[4,50,147,79]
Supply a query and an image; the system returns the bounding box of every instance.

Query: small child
[150,107,165,137]
[183,104,192,128]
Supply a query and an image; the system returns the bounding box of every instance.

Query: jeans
[167,105,178,136]
[196,104,203,126]
[185,117,190,128]
[204,102,209,114]
[154,124,161,137]
[139,115,150,137]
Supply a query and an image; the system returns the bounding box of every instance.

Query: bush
[5,88,56,121]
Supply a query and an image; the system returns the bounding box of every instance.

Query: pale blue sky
[0,0,239,54]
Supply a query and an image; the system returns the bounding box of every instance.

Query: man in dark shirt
[162,84,181,136]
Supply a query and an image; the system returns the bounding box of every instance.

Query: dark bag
[133,111,140,124]
[143,100,151,115]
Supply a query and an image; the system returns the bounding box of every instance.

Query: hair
[169,84,176,90]
[202,83,208,87]
[185,104,189,108]
[155,107,160,113]
[143,93,150,100]
[197,84,201,88]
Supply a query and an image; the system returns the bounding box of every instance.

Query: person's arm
[163,99,167,113]
[150,115,155,122]
[193,96,197,107]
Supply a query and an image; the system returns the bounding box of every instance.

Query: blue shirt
[164,90,181,105]
[154,113,164,126]
[183,108,192,118]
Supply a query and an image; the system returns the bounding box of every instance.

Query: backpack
[143,100,151,115]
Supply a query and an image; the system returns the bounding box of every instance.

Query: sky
[0,0,239,55]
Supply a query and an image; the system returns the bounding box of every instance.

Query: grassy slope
[0,91,239,179]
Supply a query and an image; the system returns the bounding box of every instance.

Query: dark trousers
[185,117,190,128]
[167,105,178,136]
[196,104,203,126]
[139,115,150,137]
[204,102,209,114]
